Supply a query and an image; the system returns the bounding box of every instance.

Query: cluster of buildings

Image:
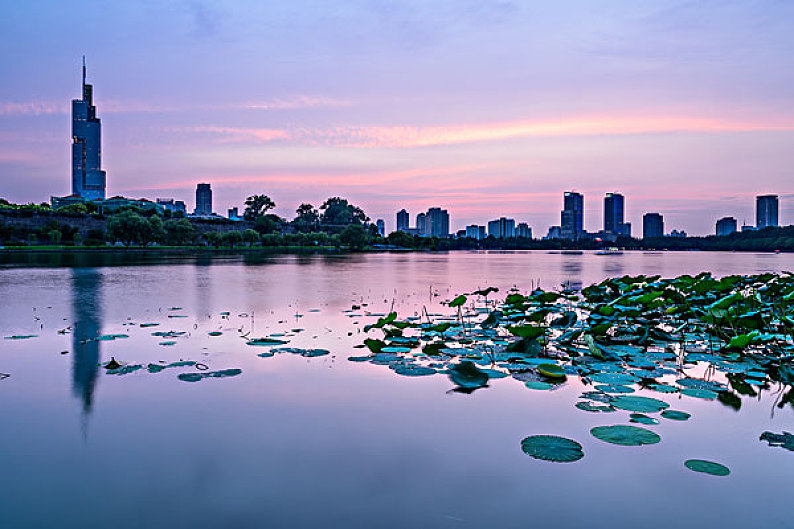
[49,61,785,240]
[714,195,780,236]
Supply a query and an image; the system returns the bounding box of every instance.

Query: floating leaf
[525,380,553,390]
[629,413,659,425]
[521,435,584,463]
[537,363,566,379]
[759,431,794,451]
[4,335,37,340]
[178,368,242,382]
[661,410,691,421]
[611,395,670,413]
[247,337,289,346]
[681,388,719,399]
[684,459,730,476]
[208,331,223,336]
[590,425,661,446]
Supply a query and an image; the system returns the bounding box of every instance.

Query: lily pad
[590,425,661,446]
[525,380,554,390]
[521,435,584,463]
[537,363,566,379]
[629,413,659,425]
[684,459,730,476]
[247,337,289,346]
[178,368,242,382]
[661,410,691,421]
[611,395,670,413]
[681,388,719,399]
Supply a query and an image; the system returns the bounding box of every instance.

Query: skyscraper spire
[82,55,86,92]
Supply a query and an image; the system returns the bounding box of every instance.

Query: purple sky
[1,0,793,235]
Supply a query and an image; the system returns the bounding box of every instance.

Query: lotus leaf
[590,425,661,446]
[684,459,730,476]
[521,435,584,462]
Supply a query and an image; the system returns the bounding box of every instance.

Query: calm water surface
[1,251,793,528]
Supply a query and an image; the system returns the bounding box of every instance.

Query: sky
[1,0,793,235]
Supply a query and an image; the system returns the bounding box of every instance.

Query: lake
[1,250,793,528]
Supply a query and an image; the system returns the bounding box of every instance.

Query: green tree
[319,197,368,228]
[107,210,151,246]
[147,215,166,245]
[163,218,197,246]
[339,224,370,250]
[48,229,62,245]
[242,229,260,246]
[243,195,276,220]
[56,203,88,215]
[204,231,222,248]
[293,203,319,231]
[387,230,415,248]
[222,231,244,248]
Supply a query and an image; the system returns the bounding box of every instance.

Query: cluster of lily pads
[354,272,794,474]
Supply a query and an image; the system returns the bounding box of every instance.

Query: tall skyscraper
[396,209,409,232]
[561,191,584,239]
[425,207,450,238]
[194,183,213,215]
[416,213,426,235]
[71,57,106,200]
[716,217,737,236]
[465,225,486,240]
[487,217,515,238]
[604,193,625,233]
[643,213,664,239]
[756,195,779,228]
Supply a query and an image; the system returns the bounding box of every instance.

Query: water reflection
[70,268,103,423]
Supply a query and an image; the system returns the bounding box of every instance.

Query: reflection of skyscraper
[71,57,107,200]
[71,268,103,417]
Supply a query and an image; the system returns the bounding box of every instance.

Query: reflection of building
[71,268,103,419]
[756,195,779,228]
[194,183,213,216]
[71,57,106,200]
[643,213,664,239]
[396,209,409,232]
[716,216,737,236]
[561,192,584,240]
[488,217,515,238]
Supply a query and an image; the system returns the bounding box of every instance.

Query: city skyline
[1,2,793,234]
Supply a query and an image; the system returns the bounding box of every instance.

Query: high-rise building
[396,209,409,232]
[561,191,584,239]
[604,192,631,236]
[465,225,486,240]
[516,223,532,239]
[194,183,213,216]
[376,219,385,236]
[416,213,426,235]
[487,217,515,238]
[71,57,106,200]
[643,213,664,239]
[756,195,779,228]
[716,216,737,236]
[425,208,450,238]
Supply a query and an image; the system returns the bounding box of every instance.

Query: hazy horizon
[1,1,793,235]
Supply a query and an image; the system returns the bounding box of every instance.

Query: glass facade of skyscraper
[71,59,106,200]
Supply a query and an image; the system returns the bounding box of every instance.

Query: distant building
[71,57,106,200]
[741,224,757,232]
[516,223,532,239]
[642,213,664,239]
[545,226,562,240]
[561,191,584,240]
[157,198,187,215]
[425,208,450,238]
[669,229,687,238]
[228,207,242,221]
[756,195,779,228]
[488,217,515,238]
[396,209,409,232]
[465,225,486,240]
[716,216,737,236]
[376,219,385,236]
[194,183,213,216]
[416,213,426,235]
